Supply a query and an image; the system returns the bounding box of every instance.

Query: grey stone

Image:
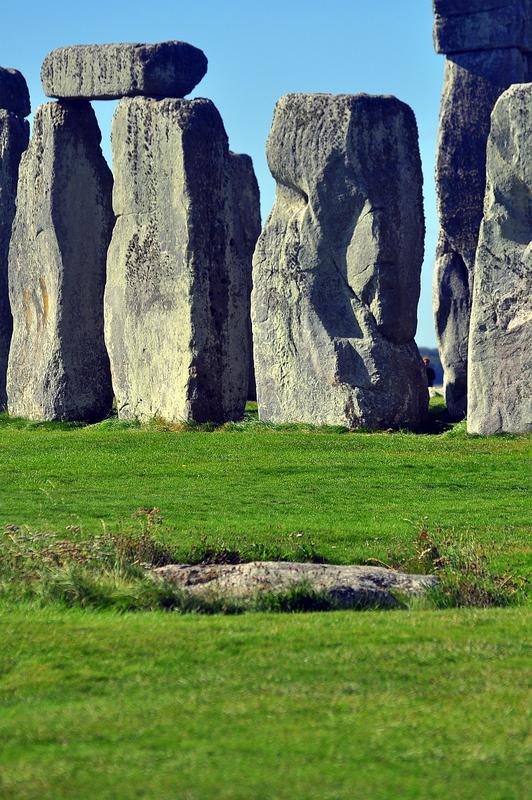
[468,83,532,435]
[227,152,261,400]
[434,1,518,13]
[433,47,528,418]
[0,67,30,117]
[105,97,255,423]
[153,561,438,609]
[433,1,532,54]
[41,41,208,100]
[7,101,114,421]
[251,93,427,430]
[0,111,29,407]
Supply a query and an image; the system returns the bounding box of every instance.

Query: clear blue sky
[3,0,443,346]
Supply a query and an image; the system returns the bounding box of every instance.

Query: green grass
[0,400,530,798]
[0,605,530,800]
[0,525,525,612]
[0,401,530,573]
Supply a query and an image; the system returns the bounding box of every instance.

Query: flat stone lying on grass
[154,561,438,609]
[0,67,30,117]
[41,41,208,100]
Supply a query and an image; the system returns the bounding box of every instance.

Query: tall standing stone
[432,0,531,419]
[227,152,261,400]
[0,67,29,408]
[0,111,29,409]
[7,101,114,421]
[105,97,257,423]
[468,84,532,435]
[252,93,427,429]
[433,1,531,53]
[0,67,31,117]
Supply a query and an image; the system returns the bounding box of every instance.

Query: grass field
[1,606,530,799]
[0,400,530,798]
[0,402,530,572]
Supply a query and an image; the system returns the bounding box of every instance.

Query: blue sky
[3,0,443,346]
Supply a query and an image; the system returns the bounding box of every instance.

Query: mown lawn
[0,403,530,572]
[0,402,530,798]
[1,605,530,800]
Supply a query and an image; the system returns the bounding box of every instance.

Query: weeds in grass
[0,524,526,613]
[188,534,326,565]
[0,526,328,612]
[383,527,527,608]
[150,417,219,433]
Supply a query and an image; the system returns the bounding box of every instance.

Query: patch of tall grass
[0,523,525,613]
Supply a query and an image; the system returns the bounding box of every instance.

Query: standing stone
[105,97,256,423]
[252,93,427,429]
[7,101,114,421]
[0,66,30,409]
[433,1,532,54]
[0,67,31,117]
[227,153,261,400]
[41,42,208,100]
[0,110,29,408]
[433,48,528,418]
[432,1,530,418]
[468,84,532,435]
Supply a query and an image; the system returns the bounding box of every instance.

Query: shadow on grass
[1,398,520,439]
[0,411,86,432]
[422,395,455,435]
[0,410,138,433]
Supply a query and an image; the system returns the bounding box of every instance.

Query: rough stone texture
[433,47,528,418]
[7,101,114,421]
[434,0,521,13]
[0,67,30,117]
[105,97,256,423]
[227,153,261,400]
[468,84,532,435]
[154,561,438,609]
[0,111,29,407]
[41,41,208,100]
[251,93,427,430]
[433,1,532,54]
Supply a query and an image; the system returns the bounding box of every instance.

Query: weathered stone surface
[434,0,519,13]
[7,101,114,421]
[251,93,427,429]
[0,111,29,407]
[41,41,208,100]
[433,1,532,54]
[227,152,261,400]
[153,561,438,609]
[0,67,30,117]
[468,84,532,435]
[433,47,528,418]
[105,97,255,423]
